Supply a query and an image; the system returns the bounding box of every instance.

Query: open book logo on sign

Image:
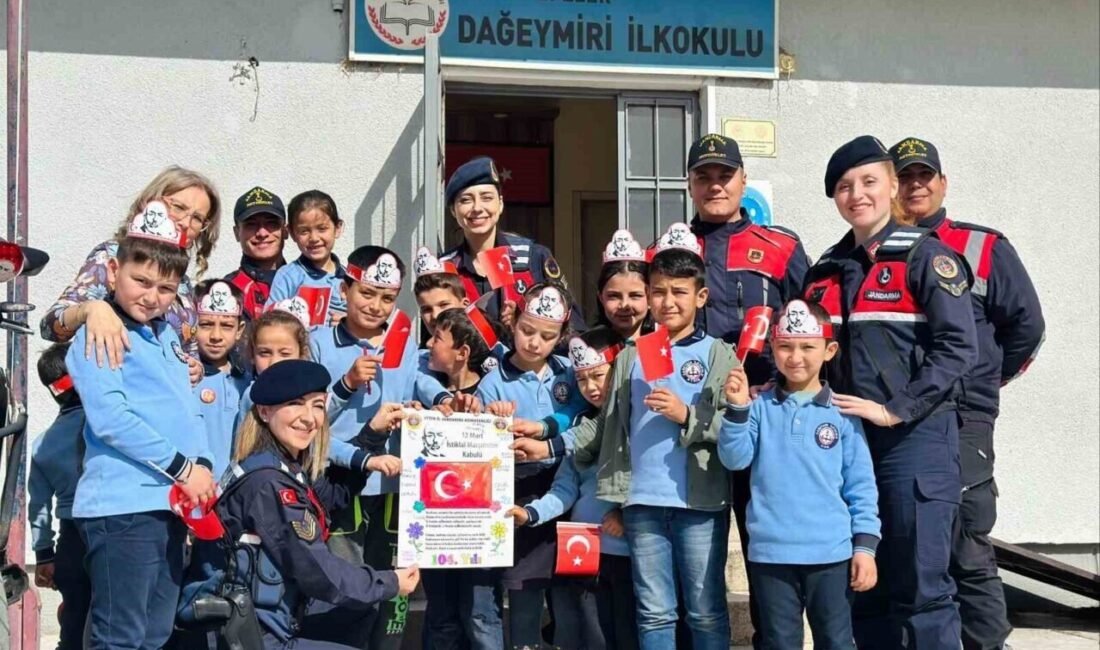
[365,0,450,50]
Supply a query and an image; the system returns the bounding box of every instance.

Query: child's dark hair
[287,190,341,229]
[578,326,624,354]
[594,260,655,334]
[434,308,504,374]
[346,245,406,288]
[648,248,706,289]
[37,343,80,407]
[519,281,575,339]
[115,236,190,281]
[194,279,245,318]
[414,272,467,301]
[249,310,310,361]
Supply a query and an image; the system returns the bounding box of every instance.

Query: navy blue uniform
[210,449,398,649]
[439,231,586,332]
[921,208,1045,650]
[804,221,978,649]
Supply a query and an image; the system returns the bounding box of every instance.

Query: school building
[3,0,1097,615]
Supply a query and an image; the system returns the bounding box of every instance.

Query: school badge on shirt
[200,389,216,404]
[552,381,571,404]
[680,360,705,384]
[815,423,839,450]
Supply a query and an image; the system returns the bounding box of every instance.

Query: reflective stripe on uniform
[848,312,929,323]
[239,533,262,545]
[963,231,991,297]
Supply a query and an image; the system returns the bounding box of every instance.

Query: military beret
[250,359,332,406]
[445,157,501,206]
[824,136,892,198]
[890,137,943,174]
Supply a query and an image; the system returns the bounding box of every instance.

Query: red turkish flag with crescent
[382,310,412,369]
[555,522,601,576]
[296,286,332,326]
[477,247,523,304]
[636,326,674,382]
[419,462,493,509]
[737,306,774,362]
[446,144,552,205]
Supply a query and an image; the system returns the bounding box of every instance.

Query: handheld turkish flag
[382,310,412,369]
[477,247,524,305]
[636,326,674,382]
[419,461,493,509]
[296,286,332,326]
[169,485,225,541]
[737,306,774,363]
[555,522,601,576]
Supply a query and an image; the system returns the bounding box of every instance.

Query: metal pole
[6,0,39,647]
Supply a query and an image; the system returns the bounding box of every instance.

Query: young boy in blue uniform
[67,204,216,649]
[567,224,736,650]
[310,244,451,650]
[508,327,638,650]
[719,299,880,649]
[193,279,250,479]
[29,343,90,650]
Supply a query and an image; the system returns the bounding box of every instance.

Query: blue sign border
[350,0,778,79]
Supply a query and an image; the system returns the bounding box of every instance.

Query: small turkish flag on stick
[737,306,774,364]
[382,310,412,369]
[555,522,601,576]
[477,247,523,305]
[296,286,332,326]
[636,326,674,382]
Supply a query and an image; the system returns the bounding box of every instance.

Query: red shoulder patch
[725,225,798,279]
[279,488,299,506]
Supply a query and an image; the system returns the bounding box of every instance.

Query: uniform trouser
[853,411,962,650]
[327,494,407,650]
[54,518,92,650]
[730,467,761,649]
[952,415,1011,650]
[261,599,377,650]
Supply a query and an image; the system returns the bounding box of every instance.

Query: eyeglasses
[162,197,211,233]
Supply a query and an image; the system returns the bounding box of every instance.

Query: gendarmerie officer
[439,157,585,332]
[891,137,1045,650]
[188,360,420,649]
[804,136,978,649]
[685,133,811,646]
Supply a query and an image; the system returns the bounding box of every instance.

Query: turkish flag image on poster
[419,462,494,509]
[446,144,552,205]
[737,306,774,362]
[381,310,412,369]
[296,286,332,326]
[636,326,674,382]
[555,522,601,576]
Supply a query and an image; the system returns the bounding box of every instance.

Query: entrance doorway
[443,89,697,325]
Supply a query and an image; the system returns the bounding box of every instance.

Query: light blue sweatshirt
[718,383,881,564]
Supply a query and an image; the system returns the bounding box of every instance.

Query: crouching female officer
[215,359,420,649]
[802,136,978,650]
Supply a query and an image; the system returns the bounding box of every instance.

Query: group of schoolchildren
[29,160,881,650]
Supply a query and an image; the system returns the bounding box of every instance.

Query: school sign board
[351,0,778,78]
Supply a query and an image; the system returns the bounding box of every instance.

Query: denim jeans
[549,582,604,650]
[422,568,504,650]
[749,560,855,650]
[77,511,186,650]
[623,505,730,650]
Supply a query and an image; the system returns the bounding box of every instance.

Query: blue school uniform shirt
[28,406,85,563]
[627,328,716,510]
[67,306,213,518]
[524,443,629,557]
[266,254,348,318]
[196,363,251,480]
[311,322,451,495]
[718,383,881,565]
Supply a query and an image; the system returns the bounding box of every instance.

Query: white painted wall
[0,0,1096,549]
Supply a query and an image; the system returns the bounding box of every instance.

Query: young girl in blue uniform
[68,206,216,649]
[215,359,421,649]
[479,283,588,648]
[266,190,348,323]
[193,279,250,479]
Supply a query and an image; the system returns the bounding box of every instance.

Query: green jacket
[570,335,737,510]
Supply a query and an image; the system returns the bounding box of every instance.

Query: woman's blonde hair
[233,407,331,481]
[882,160,910,224]
[114,166,222,278]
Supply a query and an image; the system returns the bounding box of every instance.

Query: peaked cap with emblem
[824,135,892,198]
[889,137,943,174]
[445,157,501,206]
[687,133,743,171]
[234,186,286,224]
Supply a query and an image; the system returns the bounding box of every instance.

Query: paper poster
[396,410,515,569]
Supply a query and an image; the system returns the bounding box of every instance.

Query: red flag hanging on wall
[555,522,601,576]
[446,144,552,205]
[419,462,494,509]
